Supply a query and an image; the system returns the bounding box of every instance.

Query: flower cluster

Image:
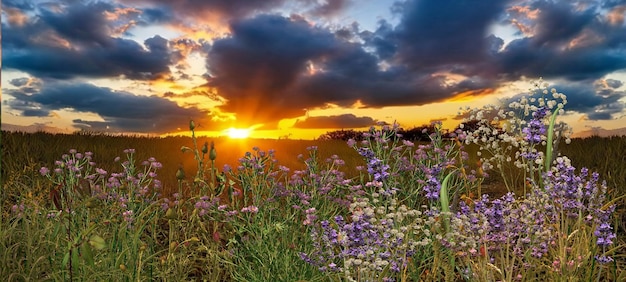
[40,149,163,230]
[300,198,430,280]
[357,147,390,182]
[194,196,219,216]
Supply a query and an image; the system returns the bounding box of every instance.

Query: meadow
[1,85,625,281]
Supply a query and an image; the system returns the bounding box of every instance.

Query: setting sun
[225,127,251,139]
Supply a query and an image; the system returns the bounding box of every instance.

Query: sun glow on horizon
[224,127,251,139]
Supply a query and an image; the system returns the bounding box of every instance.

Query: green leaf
[545,105,562,173]
[62,252,70,268]
[89,234,106,250]
[81,243,94,266]
[71,249,79,268]
[440,172,454,233]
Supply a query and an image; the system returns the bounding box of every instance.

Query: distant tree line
[317,120,487,142]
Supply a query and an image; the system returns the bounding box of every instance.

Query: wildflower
[594,206,616,247]
[423,176,441,201]
[594,255,614,264]
[39,167,50,176]
[242,205,259,213]
[304,207,317,226]
[357,147,390,182]
[123,210,134,225]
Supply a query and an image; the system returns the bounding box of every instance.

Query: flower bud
[201,141,209,154]
[176,165,185,180]
[164,208,178,220]
[189,120,195,131]
[209,141,217,161]
[169,241,178,252]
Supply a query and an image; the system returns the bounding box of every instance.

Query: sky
[2,0,626,139]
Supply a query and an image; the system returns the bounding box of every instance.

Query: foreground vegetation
[1,83,625,281]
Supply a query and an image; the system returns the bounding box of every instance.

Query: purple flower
[423,176,441,201]
[522,107,548,146]
[357,147,389,182]
[39,167,50,176]
[595,255,614,264]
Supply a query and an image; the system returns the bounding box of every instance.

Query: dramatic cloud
[392,0,507,69]
[125,0,349,25]
[207,14,494,126]
[550,80,625,119]
[4,80,212,133]
[2,0,626,135]
[2,2,177,80]
[495,1,626,80]
[206,14,340,124]
[292,114,377,129]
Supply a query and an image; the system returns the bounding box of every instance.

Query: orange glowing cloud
[446,88,496,103]
[566,28,604,50]
[607,5,626,26]
[507,5,540,36]
[3,7,29,26]
[508,5,540,20]
[103,7,142,21]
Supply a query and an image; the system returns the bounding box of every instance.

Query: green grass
[1,130,625,281]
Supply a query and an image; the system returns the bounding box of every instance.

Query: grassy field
[1,116,625,281]
[1,131,363,198]
[2,130,624,200]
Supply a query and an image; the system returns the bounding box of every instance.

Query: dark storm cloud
[306,0,351,17]
[141,7,173,23]
[292,114,377,129]
[504,79,626,121]
[207,14,493,125]
[124,0,348,23]
[497,39,626,80]
[206,14,339,123]
[3,35,174,79]
[9,78,29,87]
[2,0,35,10]
[530,1,596,47]
[392,0,508,69]
[605,78,623,89]
[125,0,288,21]
[586,102,625,120]
[360,20,397,60]
[4,81,212,133]
[39,1,115,47]
[569,80,626,121]
[452,77,626,122]
[2,2,177,80]
[495,1,626,81]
